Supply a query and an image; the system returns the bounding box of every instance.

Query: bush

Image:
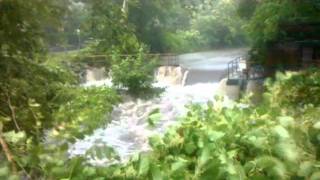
[52,87,120,141]
[265,68,320,106]
[110,47,157,96]
[0,85,120,179]
[93,69,320,179]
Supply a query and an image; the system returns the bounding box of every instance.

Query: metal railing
[69,53,180,66]
[227,56,320,81]
[227,56,242,80]
[227,56,268,81]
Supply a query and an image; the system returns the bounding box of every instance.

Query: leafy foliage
[0,0,120,178]
[111,47,157,96]
[0,83,120,179]
[245,0,320,62]
[2,0,320,179]
[51,87,120,141]
[81,0,249,53]
[190,0,248,49]
[92,70,320,179]
[81,0,140,54]
[265,68,320,107]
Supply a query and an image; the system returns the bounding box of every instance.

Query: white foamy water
[82,79,113,87]
[68,49,248,166]
[68,81,229,166]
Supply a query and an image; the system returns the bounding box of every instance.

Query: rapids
[68,82,224,166]
[68,49,247,166]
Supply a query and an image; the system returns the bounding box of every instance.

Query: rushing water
[69,82,225,166]
[68,49,246,166]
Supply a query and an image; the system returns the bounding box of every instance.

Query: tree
[128,0,190,52]
[245,0,320,62]
[0,0,73,177]
[81,0,140,54]
[191,0,248,48]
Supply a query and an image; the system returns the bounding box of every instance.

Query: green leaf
[0,116,11,123]
[273,125,290,139]
[0,166,9,177]
[148,110,162,127]
[139,154,150,176]
[151,165,163,180]
[208,130,225,141]
[313,122,320,129]
[83,167,96,177]
[149,135,164,148]
[3,131,26,144]
[255,156,287,179]
[184,142,197,154]
[298,161,314,177]
[310,171,320,180]
[171,158,188,172]
[199,147,211,167]
[275,142,298,162]
[278,116,294,127]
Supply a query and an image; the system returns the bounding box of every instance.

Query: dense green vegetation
[67,70,319,180]
[244,0,320,62]
[0,0,120,178]
[111,47,158,95]
[3,67,319,179]
[1,0,320,179]
[46,0,249,54]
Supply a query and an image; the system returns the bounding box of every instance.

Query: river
[68,48,247,166]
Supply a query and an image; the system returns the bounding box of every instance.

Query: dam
[68,48,249,166]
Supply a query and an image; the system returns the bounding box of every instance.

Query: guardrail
[70,53,180,67]
[227,56,320,82]
[227,56,247,80]
[227,56,267,81]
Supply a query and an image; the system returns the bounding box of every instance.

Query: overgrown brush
[110,47,157,96]
[94,70,320,179]
[265,68,320,106]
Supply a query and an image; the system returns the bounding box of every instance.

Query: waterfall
[181,69,189,86]
[154,66,185,86]
[85,67,106,82]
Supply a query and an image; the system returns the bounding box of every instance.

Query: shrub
[110,47,157,96]
[90,69,320,179]
[265,68,320,106]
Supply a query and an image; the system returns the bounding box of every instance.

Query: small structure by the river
[264,21,320,75]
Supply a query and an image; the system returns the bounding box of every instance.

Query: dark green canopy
[296,40,320,47]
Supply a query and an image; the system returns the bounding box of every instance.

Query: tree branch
[0,131,17,173]
[5,90,21,131]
